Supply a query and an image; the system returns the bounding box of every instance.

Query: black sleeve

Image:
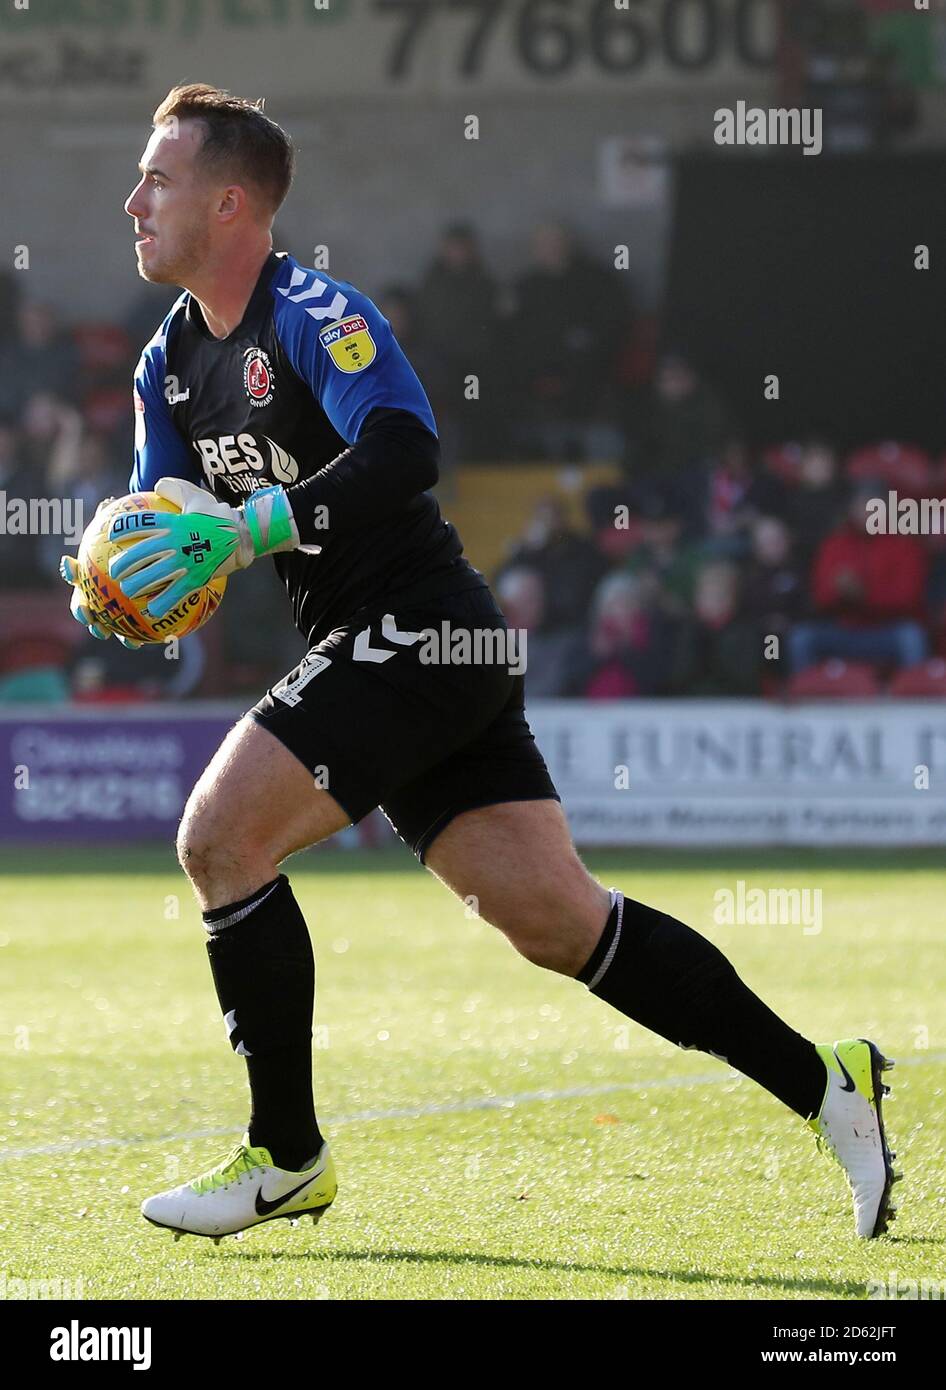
[285,407,440,546]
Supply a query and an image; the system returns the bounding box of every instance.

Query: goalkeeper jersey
[130,249,470,646]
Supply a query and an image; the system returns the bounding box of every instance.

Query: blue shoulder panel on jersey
[270,256,437,444]
[129,298,201,493]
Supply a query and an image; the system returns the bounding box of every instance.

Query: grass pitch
[1,846,943,1301]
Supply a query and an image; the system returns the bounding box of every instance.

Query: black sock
[203,874,323,1171]
[578,891,826,1120]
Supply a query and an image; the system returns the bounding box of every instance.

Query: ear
[217,184,247,225]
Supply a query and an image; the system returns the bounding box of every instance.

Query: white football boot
[141,1136,336,1241]
[808,1038,900,1238]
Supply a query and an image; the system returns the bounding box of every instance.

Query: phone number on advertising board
[373,0,776,80]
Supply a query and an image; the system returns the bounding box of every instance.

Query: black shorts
[249,581,559,861]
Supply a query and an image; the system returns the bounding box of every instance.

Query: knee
[175,795,218,890]
[483,863,610,977]
[176,793,273,907]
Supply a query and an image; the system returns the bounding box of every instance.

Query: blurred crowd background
[2,223,946,707]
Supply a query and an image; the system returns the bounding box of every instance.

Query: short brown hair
[152,83,295,216]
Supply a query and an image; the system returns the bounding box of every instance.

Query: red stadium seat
[846,442,931,496]
[72,322,133,373]
[0,633,73,683]
[594,518,645,560]
[887,659,946,697]
[0,591,83,649]
[762,442,803,483]
[82,384,130,434]
[788,660,882,699]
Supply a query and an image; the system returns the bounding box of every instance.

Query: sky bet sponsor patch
[319,314,376,373]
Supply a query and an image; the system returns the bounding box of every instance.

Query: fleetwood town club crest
[243,347,275,407]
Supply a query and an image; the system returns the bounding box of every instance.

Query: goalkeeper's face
[124,121,220,286]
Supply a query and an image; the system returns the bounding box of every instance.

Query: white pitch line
[2,1051,942,1163]
[0,1073,725,1161]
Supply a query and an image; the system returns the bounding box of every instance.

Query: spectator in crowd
[495,565,586,698]
[633,351,730,479]
[20,392,83,493]
[582,571,673,699]
[67,429,128,517]
[497,496,608,631]
[33,429,124,578]
[925,520,946,657]
[379,285,437,376]
[414,224,502,461]
[741,516,808,680]
[669,560,761,696]
[0,413,49,589]
[586,485,646,562]
[788,484,929,674]
[775,439,849,563]
[0,301,80,416]
[415,224,498,376]
[509,220,630,461]
[703,437,760,556]
[743,515,807,631]
[622,483,705,619]
[378,282,462,493]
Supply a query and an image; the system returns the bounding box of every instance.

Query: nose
[124,179,146,219]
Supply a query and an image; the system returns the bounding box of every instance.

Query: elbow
[419,431,440,491]
[359,409,441,501]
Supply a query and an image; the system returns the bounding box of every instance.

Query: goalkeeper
[61,84,898,1243]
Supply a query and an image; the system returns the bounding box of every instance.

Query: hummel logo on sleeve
[276,267,348,322]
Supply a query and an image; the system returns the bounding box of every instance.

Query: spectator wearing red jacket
[788,486,928,674]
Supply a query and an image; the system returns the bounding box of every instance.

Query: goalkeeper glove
[60,553,143,646]
[107,477,299,621]
[60,497,143,648]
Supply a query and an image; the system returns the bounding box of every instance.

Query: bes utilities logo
[194,433,300,490]
[244,347,275,406]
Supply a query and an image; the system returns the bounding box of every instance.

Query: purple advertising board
[0,707,240,843]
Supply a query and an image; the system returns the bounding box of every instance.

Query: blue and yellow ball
[75,492,226,644]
